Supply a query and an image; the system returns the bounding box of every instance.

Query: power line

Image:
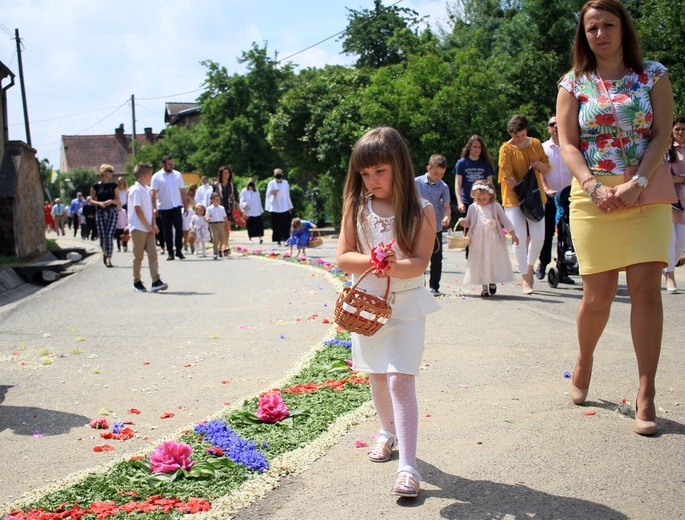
[21,0,417,148]
[9,104,128,127]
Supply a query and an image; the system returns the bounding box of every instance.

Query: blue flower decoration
[195,420,269,472]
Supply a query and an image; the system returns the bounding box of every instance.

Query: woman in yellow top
[498,114,551,294]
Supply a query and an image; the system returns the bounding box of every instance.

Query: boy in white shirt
[128,163,169,292]
[206,193,228,260]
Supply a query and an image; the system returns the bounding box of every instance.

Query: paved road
[1,230,684,519]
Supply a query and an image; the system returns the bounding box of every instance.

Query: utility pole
[131,94,137,157]
[15,29,31,147]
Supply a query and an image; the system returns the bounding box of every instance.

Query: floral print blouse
[559,61,667,175]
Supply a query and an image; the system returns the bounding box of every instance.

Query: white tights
[667,223,685,272]
[369,372,418,472]
[504,205,545,273]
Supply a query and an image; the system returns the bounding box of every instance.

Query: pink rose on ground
[89,417,109,429]
[256,392,289,423]
[283,251,292,258]
[149,440,195,473]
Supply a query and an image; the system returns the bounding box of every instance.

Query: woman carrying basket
[336,127,440,498]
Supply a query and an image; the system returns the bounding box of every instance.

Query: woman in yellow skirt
[556,0,673,435]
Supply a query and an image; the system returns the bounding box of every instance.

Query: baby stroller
[548,186,579,288]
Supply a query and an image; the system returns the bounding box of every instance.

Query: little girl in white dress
[458,180,519,297]
[191,204,210,257]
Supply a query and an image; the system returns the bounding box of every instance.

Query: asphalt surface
[1,228,684,519]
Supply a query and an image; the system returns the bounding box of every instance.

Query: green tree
[38,159,59,200]
[341,0,423,69]
[61,167,97,200]
[193,44,294,178]
[634,0,685,115]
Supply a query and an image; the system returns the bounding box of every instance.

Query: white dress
[350,198,441,376]
[463,202,516,285]
[191,215,210,242]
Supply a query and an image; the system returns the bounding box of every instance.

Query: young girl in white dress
[336,127,440,498]
[458,180,519,297]
[191,204,210,257]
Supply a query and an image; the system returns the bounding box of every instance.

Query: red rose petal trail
[8,495,211,518]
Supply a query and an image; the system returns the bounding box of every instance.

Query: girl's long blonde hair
[342,127,423,254]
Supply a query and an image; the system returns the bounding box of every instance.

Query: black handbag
[512,167,545,221]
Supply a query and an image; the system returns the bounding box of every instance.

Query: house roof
[61,125,158,174]
[165,102,200,124]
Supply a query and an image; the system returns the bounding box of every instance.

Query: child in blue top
[285,218,316,256]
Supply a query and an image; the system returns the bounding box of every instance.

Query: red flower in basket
[370,241,395,270]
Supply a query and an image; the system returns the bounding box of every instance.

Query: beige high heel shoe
[522,266,534,295]
[634,392,657,436]
[569,361,592,405]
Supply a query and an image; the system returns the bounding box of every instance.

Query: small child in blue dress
[285,217,316,256]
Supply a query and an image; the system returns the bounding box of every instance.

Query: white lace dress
[462,202,516,285]
[350,198,441,376]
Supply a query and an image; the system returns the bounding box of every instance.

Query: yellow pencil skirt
[569,176,671,275]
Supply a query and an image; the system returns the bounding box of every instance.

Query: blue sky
[0,0,449,170]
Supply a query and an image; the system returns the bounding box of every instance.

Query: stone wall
[0,141,44,259]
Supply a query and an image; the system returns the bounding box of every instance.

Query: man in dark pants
[265,168,293,246]
[415,154,451,295]
[151,156,188,261]
[538,116,575,284]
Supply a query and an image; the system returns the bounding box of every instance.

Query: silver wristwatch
[631,174,648,188]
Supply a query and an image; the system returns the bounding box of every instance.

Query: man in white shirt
[51,198,67,236]
[538,116,574,284]
[195,176,213,209]
[265,168,293,246]
[151,156,188,261]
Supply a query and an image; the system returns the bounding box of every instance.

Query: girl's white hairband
[473,185,494,194]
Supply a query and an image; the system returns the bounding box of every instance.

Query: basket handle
[453,222,467,233]
[347,266,391,301]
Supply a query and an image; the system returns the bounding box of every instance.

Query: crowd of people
[41,2,684,498]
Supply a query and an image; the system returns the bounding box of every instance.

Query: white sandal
[391,466,421,497]
[367,431,396,462]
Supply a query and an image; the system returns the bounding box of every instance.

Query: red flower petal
[142,361,150,365]
[128,408,141,415]
[93,444,114,452]
[355,440,369,448]
[221,380,230,384]
[160,412,175,419]
[583,411,596,416]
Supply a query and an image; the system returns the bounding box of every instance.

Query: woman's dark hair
[669,116,685,163]
[217,166,233,183]
[460,135,494,169]
[506,115,529,134]
[247,180,256,191]
[572,0,643,77]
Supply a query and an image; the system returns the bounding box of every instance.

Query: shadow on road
[397,459,630,519]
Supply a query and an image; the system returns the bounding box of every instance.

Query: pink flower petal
[355,440,369,448]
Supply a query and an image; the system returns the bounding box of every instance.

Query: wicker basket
[308,229,323,248]
[334,267,392,336]
[446,224,470,250]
